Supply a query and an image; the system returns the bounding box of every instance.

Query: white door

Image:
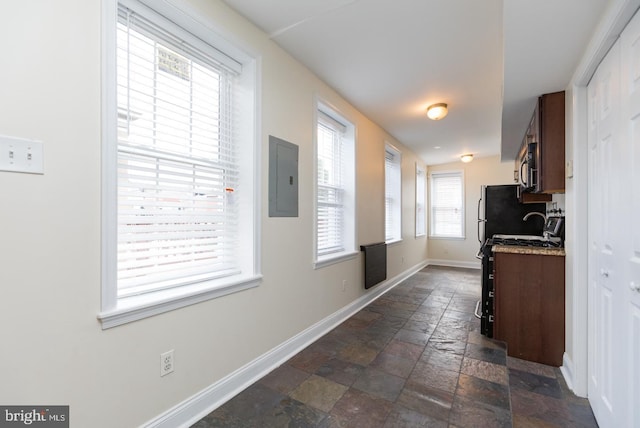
[587,38,623,428]
[620,13,640,428]
[588,9,640,428]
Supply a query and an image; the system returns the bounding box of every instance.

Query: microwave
[519,139,540,192]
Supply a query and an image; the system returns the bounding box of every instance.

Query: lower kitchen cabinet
[494,250,565,366]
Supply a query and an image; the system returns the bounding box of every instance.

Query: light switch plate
[565,160,573,179]
[0,135,44,174]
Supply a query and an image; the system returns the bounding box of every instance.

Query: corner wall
[427,155,516,268]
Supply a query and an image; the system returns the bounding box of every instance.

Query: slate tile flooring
[192,266,598,428]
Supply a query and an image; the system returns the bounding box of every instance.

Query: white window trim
[99,0,261,328]
[385,143,402,245]
[313,97,357,269]
[415,163,426,238]
[429,170,465,240]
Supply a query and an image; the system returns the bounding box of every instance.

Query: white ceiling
[222,0,610,166]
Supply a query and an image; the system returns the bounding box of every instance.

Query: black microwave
[519,140,540,192]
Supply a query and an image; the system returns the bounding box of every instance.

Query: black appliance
[477,185,546,245]
[475,185,547,337]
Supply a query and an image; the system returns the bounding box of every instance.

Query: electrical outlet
[342,280,347,291]
[160,350,174,376]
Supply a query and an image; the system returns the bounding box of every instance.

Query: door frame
[565,0,640,398]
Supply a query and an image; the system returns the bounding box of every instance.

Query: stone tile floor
[192,266,598,427]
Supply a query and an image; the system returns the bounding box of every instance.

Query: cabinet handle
[631,282,640,293]
[600,269,609,278]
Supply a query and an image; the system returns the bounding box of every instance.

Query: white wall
[426,155,516,268]
[0,1,427,426]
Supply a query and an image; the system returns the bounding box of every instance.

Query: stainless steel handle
[630,282,640,293]
[474,300,482,319]
[520,158,528,187]
[600,269,609,278]
[477,192,485,244]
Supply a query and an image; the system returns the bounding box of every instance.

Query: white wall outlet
[342,280,347,292]
[0,135,44,174]
[160,350,174,377]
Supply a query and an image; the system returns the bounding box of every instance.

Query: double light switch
[0,135,44,174]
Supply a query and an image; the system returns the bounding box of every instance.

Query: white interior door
[620,13,640,428]
[587,9,640,428]
[587,38,621,428]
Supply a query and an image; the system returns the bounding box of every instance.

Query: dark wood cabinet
[539,91,565,193]
[516,91,565,194]
[494,251,565,366]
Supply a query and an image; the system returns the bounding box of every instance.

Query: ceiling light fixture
[460,154,474,163]
[426,103,448,120]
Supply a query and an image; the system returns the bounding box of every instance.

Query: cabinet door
[494,252,565,366]
[539,92,565,193]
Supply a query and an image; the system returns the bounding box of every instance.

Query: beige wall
[0,1,427,426]
[427,155,516,267]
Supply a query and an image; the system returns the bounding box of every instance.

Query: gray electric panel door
[269,136,299,217]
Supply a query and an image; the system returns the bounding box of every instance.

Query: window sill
[314,251,359,269]
[428,235,466,241]
[385,238,403,246]
[97,274,262,329]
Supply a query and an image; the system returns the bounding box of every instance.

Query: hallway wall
[0,1,427,426]
[426,155,515,268]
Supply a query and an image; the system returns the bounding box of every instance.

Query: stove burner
[488,237,562,248]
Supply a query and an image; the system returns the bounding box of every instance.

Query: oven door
[480,240,495,337]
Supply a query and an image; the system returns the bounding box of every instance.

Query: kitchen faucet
[523,211,548,237]
[522,211,547,222]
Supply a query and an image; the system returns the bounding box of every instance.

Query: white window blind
[116,4,240,297]
[316,111,346,256]
[385,145,402,242]
[415,165,426,237]
[430,171,464,238]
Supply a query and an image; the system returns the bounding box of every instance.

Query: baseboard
[560,352,586,398]
[426,258,481,270]
[143,260,427,428]
[560,352,574,390]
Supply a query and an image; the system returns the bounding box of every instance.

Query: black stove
[489,236,562,248]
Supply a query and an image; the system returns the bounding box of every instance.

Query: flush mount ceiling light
[426,103,448,120]
[460,154,474,163]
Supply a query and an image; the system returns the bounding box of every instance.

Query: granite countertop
[492,245,566,257]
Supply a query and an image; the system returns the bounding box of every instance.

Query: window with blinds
[385,145,402,243]
[115,3,240,297]
[430,171,464,238]
[315,104,355,263]
[415,165,426,237]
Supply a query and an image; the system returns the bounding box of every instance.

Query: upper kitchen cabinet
[516,91,566,194]
[539,91,565,193]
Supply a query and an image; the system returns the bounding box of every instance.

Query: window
[415,164,426,237]
[430,171,464,238]
[385,144,402,243]
[100,0,259,328]
[315,101,356,267]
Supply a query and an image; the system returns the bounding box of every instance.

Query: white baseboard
[143,260,428,428]
[560,352,587,398]
[426,259,481,270]
[560,352,574,392]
